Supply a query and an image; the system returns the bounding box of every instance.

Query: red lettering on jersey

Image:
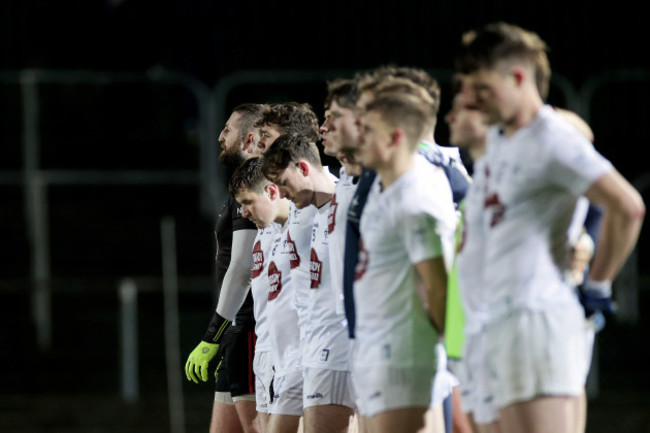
[484,193,506,227]
[328,194,338,234]
[354,239,368,281]
[251,240,264,278]
[287,232,300,269]
[310,248,323,289]
[268,261,282,300]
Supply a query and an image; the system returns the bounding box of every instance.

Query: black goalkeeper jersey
[214,193,256,329]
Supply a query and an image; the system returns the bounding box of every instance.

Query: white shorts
[484,306,590,409]
[584,313,600,383]
[456,332,499,424]
[302,366,355,409]
[253,350,273,413]
[351,363,434,418]
[270,370,304,416]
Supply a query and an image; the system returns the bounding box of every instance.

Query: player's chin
[358,153,374,170]
[254,220,268,229]
[292,198,308,209]
[323,142,338,157]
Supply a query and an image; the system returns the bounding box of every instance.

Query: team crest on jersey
[310,248,323,289]
[286,232,300,268]
[328,194,338,233]
[483,165,506,227]
[268,261,282,300]
[484,192,505,227]
[354,239,368,281]
[251,240,264,278]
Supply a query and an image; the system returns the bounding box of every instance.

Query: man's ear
[512,65,527,87]
[390,128,403,147]
[297,160,310,177]
[243,133,255,152]
[265,183,279,200]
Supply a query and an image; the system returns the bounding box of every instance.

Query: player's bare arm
[216,229,258,319]
[584,169,645,282]
[415,257,448,334]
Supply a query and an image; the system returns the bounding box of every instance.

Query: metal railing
[1,67,648,408]
[1,67,214,352]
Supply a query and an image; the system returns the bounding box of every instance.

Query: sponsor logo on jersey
[306,393,323,400]
[251,240,264,278]
[348,196,360,220]
[328,194,338,233]
[286,232,300,268]
[268,261,282,300]
[310,248,323,289]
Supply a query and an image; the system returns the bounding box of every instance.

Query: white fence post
[119,278,139,403]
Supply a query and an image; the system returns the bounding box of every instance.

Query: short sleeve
[399,207,444,265]
[546,133,612,197]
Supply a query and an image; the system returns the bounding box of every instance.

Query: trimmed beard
[219,147,246,170]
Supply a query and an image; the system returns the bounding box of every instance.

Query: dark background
[1,1,649,432]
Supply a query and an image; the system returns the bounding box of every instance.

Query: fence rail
[1,67,649,407]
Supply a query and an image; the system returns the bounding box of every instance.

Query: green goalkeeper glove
[185,341,220,384]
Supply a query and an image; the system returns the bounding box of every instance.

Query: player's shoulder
[535,105,593,148]
[393,157,453,212]
[436,143,462,164]
[412,154,452,188]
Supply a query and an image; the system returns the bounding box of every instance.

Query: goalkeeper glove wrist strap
[202,312,231,344]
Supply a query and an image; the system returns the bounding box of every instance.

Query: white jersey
[286,202,318,340]
[251,223,281,352]
[327,167,358,316]
[354,154,457,367]
[304,200,350,370]
[456,158,490,335]
[266,222,302,376]
[469,105,612,322]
